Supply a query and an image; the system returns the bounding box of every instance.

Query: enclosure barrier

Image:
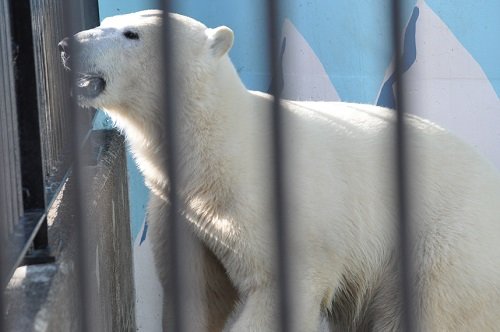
[1,0,134,331]
[0,0,97,288]
[0,0,414,331]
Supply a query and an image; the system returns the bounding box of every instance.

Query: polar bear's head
[59,10,234,117]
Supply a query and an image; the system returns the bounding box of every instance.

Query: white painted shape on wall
[281,19,340,101]
[404,1,500,168]
[133,220,163,332]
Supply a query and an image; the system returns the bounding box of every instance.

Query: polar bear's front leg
[223,285,279,332]
[147,194,238,331]
[224,283,323,332]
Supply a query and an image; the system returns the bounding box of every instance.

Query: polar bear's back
[276,100,500,329]
[283,99,500,250]
[282,99,500,216]
[254,98,500,235]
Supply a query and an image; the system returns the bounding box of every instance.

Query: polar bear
[59,10,500,331]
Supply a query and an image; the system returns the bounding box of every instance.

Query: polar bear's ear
[207,26,234,58]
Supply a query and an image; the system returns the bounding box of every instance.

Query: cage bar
[391,1,415,331]
[60,2,92,331]
[265,1,293,331]
[159,2,188,332]
[0,0,21,252]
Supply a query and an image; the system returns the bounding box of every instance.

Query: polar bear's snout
[58,36,106,101]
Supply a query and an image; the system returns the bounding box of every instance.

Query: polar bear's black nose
[58,37,70,54]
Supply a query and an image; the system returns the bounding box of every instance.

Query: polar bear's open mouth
[76,74,106,99]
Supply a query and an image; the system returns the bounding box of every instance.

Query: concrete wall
[5,130,135,332]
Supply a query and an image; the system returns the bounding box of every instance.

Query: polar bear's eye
[123,30,139,40]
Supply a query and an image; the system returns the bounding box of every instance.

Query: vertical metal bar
[391,1,415,331]
[1,0,21,328]
[0,0,21,234]
[60,2,91,331]
[10,0,46,212]
[1,0,22,236]
[159,3,187,332]
[266,1,292,332]
[0,156,5,332]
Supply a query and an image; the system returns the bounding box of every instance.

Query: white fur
[69,10,500,331]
